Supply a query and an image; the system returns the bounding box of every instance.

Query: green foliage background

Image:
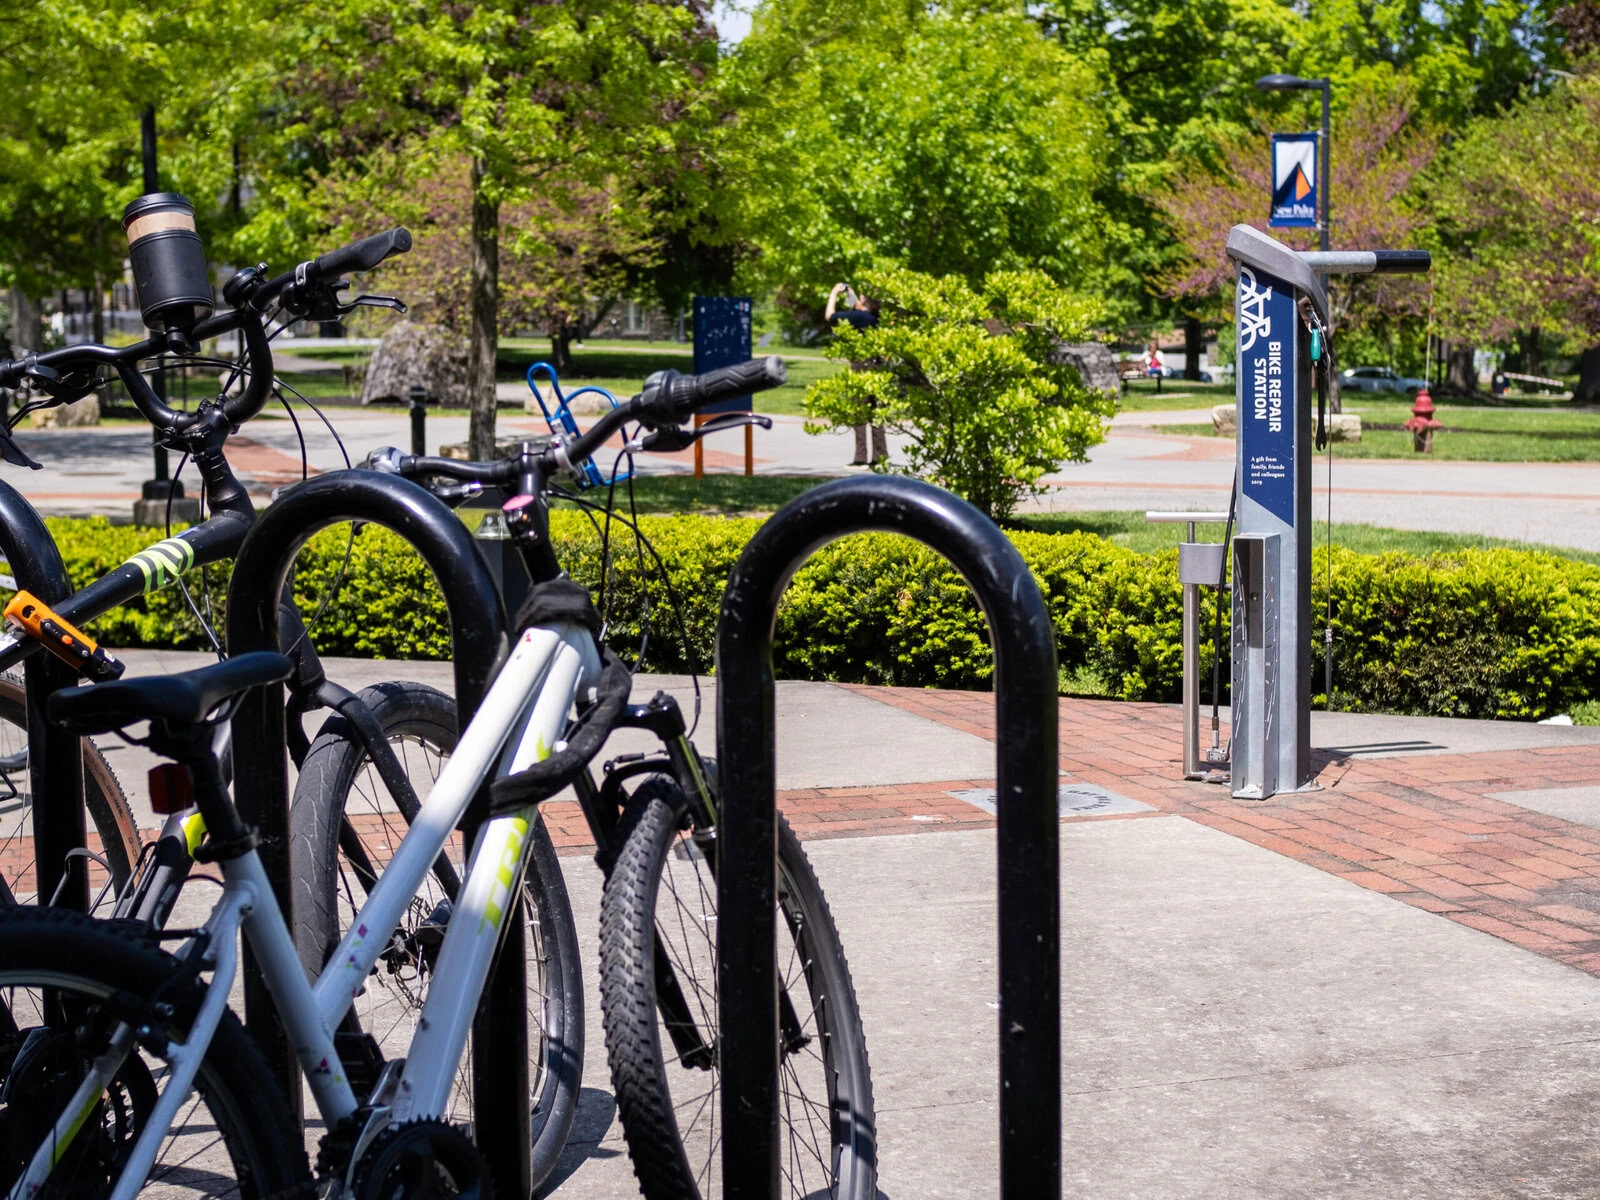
[40,515,1600,721]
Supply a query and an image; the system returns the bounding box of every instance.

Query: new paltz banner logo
[1237,267,1296,526]
[1269,133,1318,229]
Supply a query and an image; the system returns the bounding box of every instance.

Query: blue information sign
[1236,265,1296,526]
[1269,133,1319,229]
[691,296,754,414]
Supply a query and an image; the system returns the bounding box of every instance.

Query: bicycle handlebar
[312,227,412,280]
[374,354,789,492]
[0,226,412,436]
[640,355,787,423]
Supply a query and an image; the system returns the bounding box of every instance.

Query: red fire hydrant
[1404,388,1442,453]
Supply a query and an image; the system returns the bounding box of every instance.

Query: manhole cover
[948,784,1154,818]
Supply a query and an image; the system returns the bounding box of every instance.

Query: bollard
[715,475,1061,1198]
[224,471,529,1196]
[0,480,86,910]
[409,382,428,456]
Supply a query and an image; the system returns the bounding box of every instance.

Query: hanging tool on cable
[1298,295,1337,708]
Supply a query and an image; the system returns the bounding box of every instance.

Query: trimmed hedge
[29,515,1600,720]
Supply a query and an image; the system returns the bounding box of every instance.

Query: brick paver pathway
[855,686,1600,978]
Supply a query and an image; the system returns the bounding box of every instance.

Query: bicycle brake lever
[348,294,408,314]
[639,412,772,453]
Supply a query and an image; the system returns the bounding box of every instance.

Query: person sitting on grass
[825,282,887,467]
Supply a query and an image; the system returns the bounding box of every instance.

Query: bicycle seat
[46,652,295,735]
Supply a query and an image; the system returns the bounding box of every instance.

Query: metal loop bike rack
[225,470,536,1197]
[714,475,1062,1198]
[0,480,87,911]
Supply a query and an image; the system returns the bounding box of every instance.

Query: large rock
[1329,413,1361,443]
[1055,341,1120,398]
[1211,404,1359,442]
[31,394,100,427]
[359,322,470,407]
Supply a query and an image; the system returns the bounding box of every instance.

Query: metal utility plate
[948,783,1155,818]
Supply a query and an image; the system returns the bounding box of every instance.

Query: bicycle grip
[662,355,787,417]
[311,227,413,279]
[1371,250,1431,275]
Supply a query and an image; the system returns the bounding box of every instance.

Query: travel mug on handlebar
[123,193,214,335]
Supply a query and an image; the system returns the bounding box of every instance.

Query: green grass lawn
[1012,508,1600,565]
[1159,394,1600,462]
[1116,378,1238,410]
[553,473,833,517]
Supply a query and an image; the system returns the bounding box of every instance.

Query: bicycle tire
[599,776,876,1200]
[0,904,312,1199]
[0,671,140,906]
[289,680,583,1191]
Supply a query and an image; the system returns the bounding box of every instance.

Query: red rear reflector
[148,762,195,815]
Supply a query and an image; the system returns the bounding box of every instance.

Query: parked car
[1340,366,1426,394]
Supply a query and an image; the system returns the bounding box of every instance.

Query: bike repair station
[1162,224,1430,801]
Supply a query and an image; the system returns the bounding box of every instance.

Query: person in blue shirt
[825,282,887,466]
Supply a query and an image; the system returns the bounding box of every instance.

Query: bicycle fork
[600,696,811,1071]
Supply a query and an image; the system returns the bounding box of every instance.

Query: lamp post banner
[1269,133,1318,228]
[1236,265,1297,526]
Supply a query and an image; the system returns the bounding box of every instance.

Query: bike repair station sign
[1236,265,1297,526]
[1269,133,1319,229]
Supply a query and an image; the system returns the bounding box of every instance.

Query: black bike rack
[0,480,88,911]
[226,470,536,1199]
[715,475,1062,1198]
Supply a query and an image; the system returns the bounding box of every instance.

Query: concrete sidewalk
[44,652,1600,1196]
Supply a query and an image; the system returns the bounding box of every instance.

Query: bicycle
[0,214,427,912]
[292,357,875,1198]
[0,355,874,1200]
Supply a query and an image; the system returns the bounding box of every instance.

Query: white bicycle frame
[7,620,601,1200]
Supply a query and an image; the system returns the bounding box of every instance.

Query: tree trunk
[1519,326,1542,379]
[1573,345,1600,404]
[1183,316,1202,380]
[466,157,500,460]
[8,289,41,355]
[550,327,574,375]
[1446,344,1477,394]
[580,298,617,342]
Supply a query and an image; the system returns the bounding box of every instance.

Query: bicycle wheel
[0,904,311,1199]
[0,671,140,907]
[289,680,583,1190]
[599,776,876,1200]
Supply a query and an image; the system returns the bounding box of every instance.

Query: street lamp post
[1255,73,1331,258]
[133,107,200,526]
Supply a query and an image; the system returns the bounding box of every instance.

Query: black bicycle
[0,214,420,911]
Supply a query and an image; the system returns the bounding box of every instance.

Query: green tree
[0,0,275,350]
[278,0,716,457]
[1038,0,1567,344]
[1425,70,1600,371]
[803,265,1110,520]
[728,4,1111,305]
[1155,82,1440,404]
